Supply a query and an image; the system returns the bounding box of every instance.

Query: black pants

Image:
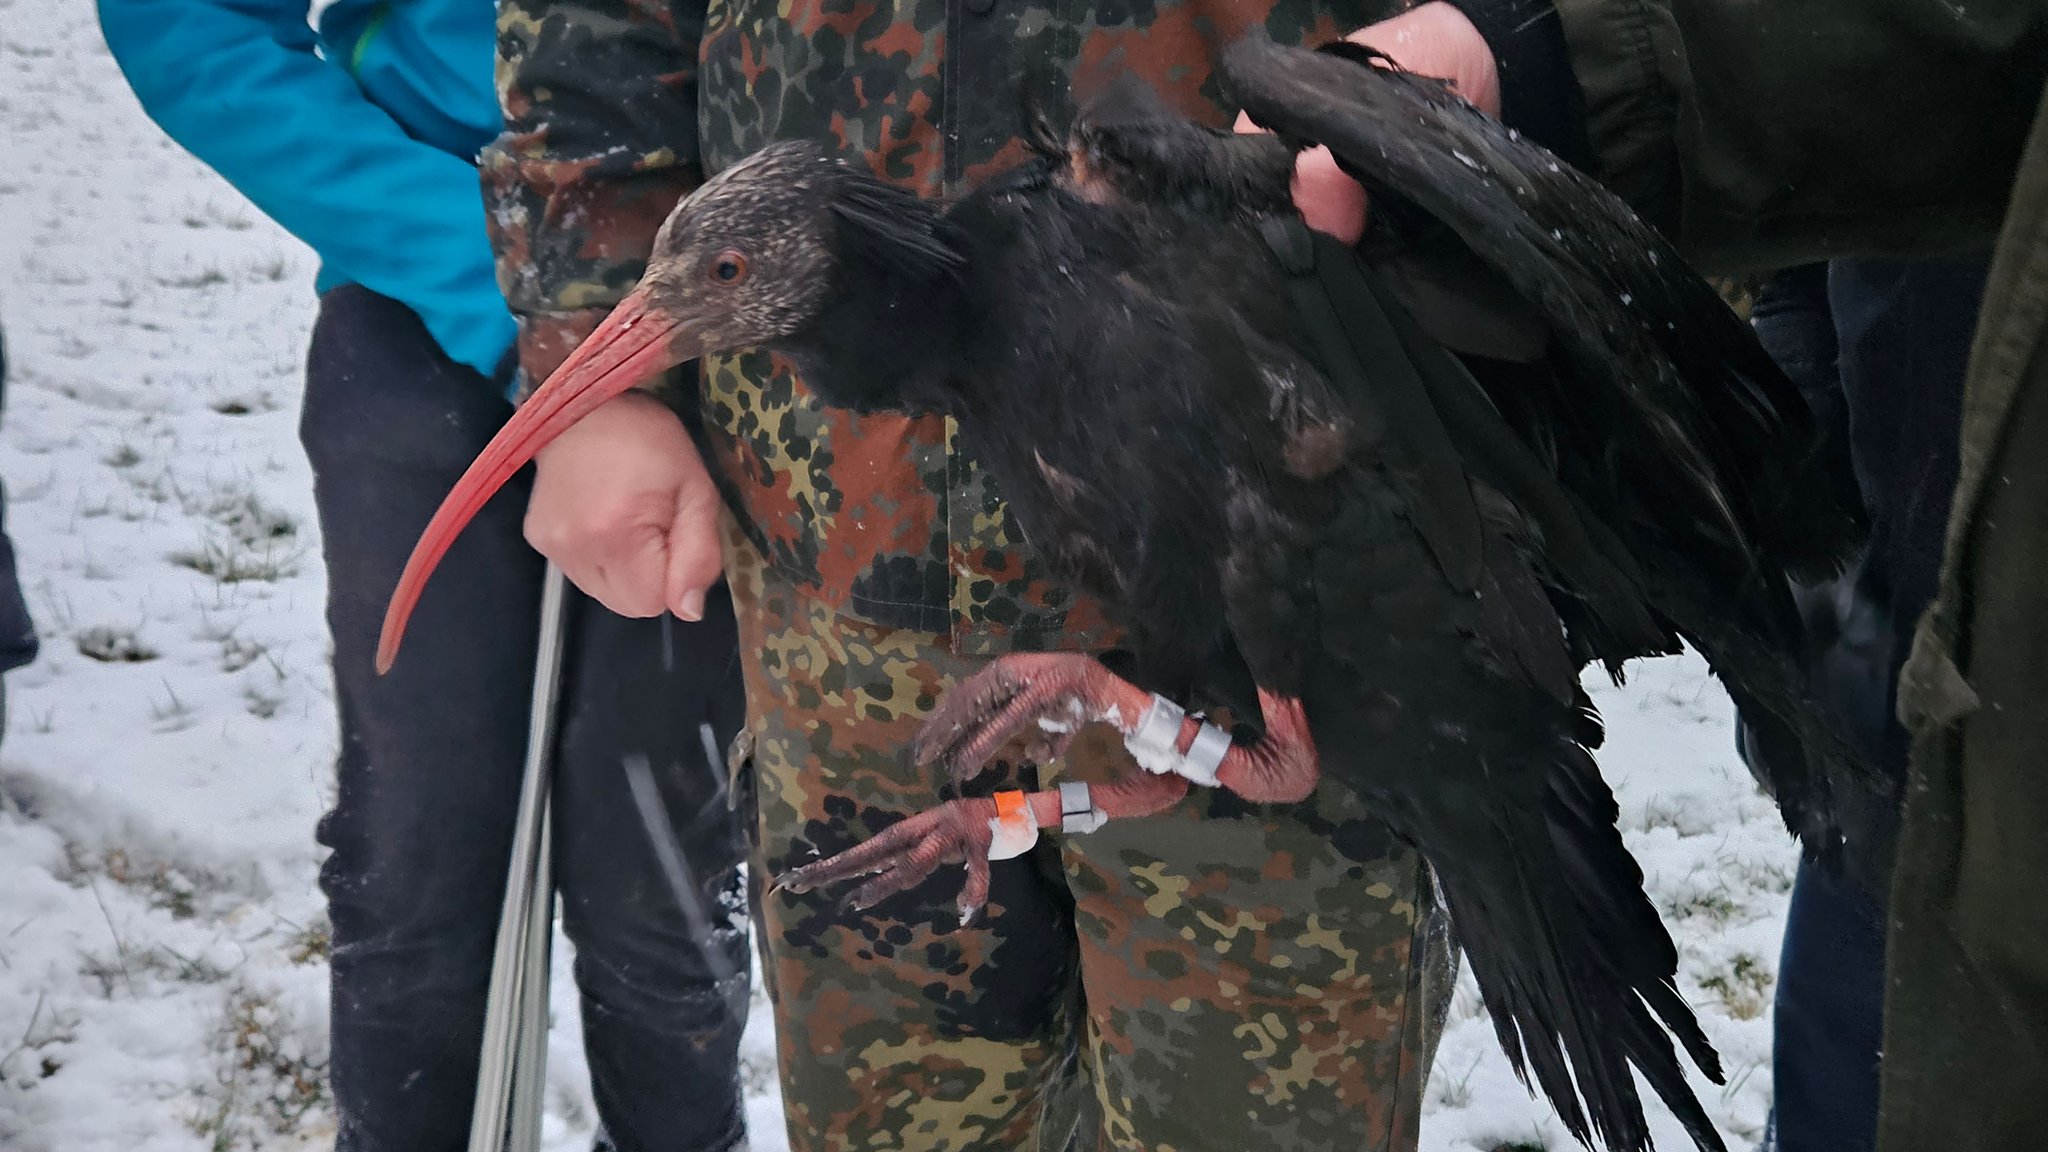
[1751,257,1990,1152]
[302,286,749,1152]
[0,323,38,675]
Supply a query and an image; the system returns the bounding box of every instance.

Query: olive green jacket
[1884,92,2048,1152]
[1552,2,2048,1146]
[1557,0,2043,275]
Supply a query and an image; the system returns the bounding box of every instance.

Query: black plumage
[379,38,1873,1152]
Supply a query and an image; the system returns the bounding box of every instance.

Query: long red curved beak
[375,291,690,673]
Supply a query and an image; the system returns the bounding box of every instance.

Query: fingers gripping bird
[380,40,1870,1152]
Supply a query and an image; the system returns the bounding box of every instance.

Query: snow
[0,2,1795,1148]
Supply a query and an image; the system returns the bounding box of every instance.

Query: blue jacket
[97,0,516,378]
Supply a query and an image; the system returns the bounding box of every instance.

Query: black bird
[379,40,1870,1152]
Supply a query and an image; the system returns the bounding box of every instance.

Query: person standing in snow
[1278,2,2043,1149]
[94,4,753,1150]
[1737,256,1986,1152]
[0,321,41,741]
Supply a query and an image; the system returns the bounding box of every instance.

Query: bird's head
[634,142,848,357]
[374,141,963,671]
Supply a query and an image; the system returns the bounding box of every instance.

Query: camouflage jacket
[486,0,1400,654]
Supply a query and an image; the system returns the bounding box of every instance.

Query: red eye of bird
[711,251,747,284]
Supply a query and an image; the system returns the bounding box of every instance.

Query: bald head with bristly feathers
[635,141,967,378]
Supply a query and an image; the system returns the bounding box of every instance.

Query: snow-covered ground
[0,3,1794,1148]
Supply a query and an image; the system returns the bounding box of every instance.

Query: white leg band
[1122,693,1234,789]
[1127,695,1186,774]
[1058,781,1108,834]
[1180,721,1232,788]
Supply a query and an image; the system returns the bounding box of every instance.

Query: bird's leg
[1213,689,1321,803]
[771,771,1191,923]
[774,655,1323,922]
[914,651,1322,804]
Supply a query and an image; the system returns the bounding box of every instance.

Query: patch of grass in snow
[66,845,227,926]
[171,538,301,584]
[73,624,158,663]
[1698,951,1773,1021]
[1633,795,1720,838]
[149,681,196,732]
[282,920,330,967]
[162,479,303,578]
[99,848,199,920]
[183,486,299,545]
[78,937,237,998]
[180,200,255,233]
[1726,853,1796,897]
[158,267,230,291]
[0,994,80,1088]
[171,486,304,583]
[243,686,284,720]
[1432,1052,1485,1109]
[189,991,330,1151]
[218,633,283,677]
[1661,885,1744,925]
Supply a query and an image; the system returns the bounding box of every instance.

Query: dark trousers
[1750,258,1989,1152]
[0,324,38,675]
[302,286,750,1152]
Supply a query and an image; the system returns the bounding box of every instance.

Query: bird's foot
[1215,689,1321,804]
[773,796,1003,923]
[913,655,1323,804]
[913,652,1155,787]
[772,772,1193,924]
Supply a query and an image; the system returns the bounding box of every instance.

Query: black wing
[1223,37,1863,583]
[1222,38,1881,867]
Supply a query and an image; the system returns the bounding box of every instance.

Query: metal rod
[508,799,553,1152]
[469,562,571,1152]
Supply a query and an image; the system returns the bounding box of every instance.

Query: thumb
[663,474,727,622]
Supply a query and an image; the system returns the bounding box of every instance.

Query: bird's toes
[770,802,982,912]
[914,670,1027,768]
[846,859,941,912]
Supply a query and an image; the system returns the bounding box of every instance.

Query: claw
[770,798,999,919]
[913,653,1106,783]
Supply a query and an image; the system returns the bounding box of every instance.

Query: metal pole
[470,562,571,1152]
[506,797,553,1152]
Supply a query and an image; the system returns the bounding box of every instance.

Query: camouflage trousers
[726,531,1454,1152]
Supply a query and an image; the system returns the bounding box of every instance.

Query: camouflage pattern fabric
[728,522,1453,1151]
[489,0,1404,647]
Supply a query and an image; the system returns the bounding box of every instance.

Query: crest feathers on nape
[828,175,966,283]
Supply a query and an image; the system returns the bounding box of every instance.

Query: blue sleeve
[96,0,516,378]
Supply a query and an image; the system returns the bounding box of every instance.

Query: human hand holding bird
[522,390,723,623]
[511,4,1496,629]
[1241,2,1500,244]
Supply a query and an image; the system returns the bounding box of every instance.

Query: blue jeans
[1749,257,1989,1152]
